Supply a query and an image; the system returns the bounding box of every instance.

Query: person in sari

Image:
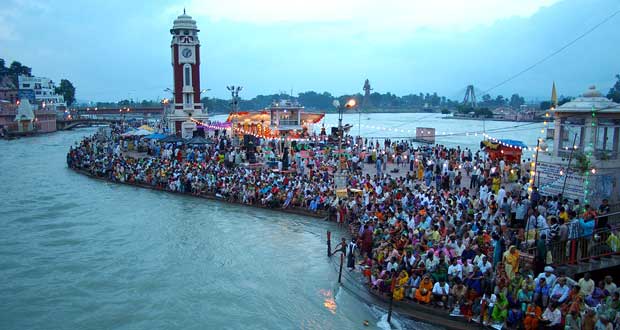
[509,271,524,298]
[492,292,509,324]
[504,245,520,280]
[523,303,542,330]
[393,270,409,301]
[517,285,533,312]
[415,275,433,304]
[417,162,424,181]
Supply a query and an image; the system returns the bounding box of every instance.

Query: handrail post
[338,253,344,284]
[387,280,395,324]
[327,231,331,257]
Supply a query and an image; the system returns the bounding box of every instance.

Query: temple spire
[551,81,558,108]
[183,7,186,15]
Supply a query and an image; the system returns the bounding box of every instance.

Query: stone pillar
[553,115,562,157]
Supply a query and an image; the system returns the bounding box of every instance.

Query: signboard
[416,127,436,143]
[536,161,584,201]
[181,121,196,139]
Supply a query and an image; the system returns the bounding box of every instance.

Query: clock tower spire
[167,10,207,137]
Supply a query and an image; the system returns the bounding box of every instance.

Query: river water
[0,113,543,329]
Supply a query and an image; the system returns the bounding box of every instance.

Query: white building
[18,75,66,111]
[536,86,620,207]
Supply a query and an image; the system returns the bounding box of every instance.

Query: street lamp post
[227,86,242,140]
[332,98,356,187]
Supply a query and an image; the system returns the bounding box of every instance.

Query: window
[558,118,584,156]
[595,119,620,159]
[22,84,30,88]
[184,65,191,86]
[185,94,193,105]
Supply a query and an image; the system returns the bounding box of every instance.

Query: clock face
[182,48,192,58]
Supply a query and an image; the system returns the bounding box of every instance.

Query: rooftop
[554,85,620,113]
[170,10,199,32]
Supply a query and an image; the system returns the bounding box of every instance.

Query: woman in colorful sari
[417,162,424,181]
[492,292,509,324]
[503,245,520,280]
[393,270,409,301]
[415,275,433,304]
[523,303,542,330]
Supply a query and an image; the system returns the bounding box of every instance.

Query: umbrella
[129,129,153,136]
[159,135,185,143]
[186,136,212,145]
[144,133,166,140]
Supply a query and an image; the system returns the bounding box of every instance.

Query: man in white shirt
[578,272,595,297]
[432,279,450,307]
[535,266,557,288]
[448,258,463,282]
[540,303,562,328]
[478,255,492,274]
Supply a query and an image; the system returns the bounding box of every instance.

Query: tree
[54,79,76,105]
[509,93,524,108]
[558,96,571,106]
[474,107,493,118]
[118,99,131,106]
[539,101,552,110]
[607,74,620,103]
[0,58,7,76]
[3,61,32,86]
[495,95,506,106]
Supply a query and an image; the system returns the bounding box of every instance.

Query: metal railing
[525,211,620,266]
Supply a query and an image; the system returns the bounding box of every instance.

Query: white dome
[554,85,620,113]
[171,11,199,32]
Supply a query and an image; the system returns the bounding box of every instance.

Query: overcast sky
[1,0,619,102]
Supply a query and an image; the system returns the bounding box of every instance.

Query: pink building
[0,101,57,134]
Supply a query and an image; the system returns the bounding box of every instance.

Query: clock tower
[167,10,207,137]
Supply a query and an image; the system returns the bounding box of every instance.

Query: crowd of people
[68,124,619,330]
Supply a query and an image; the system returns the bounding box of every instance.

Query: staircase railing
[524,211,620,267]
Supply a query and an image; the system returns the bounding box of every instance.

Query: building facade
[166,10,208,137]
[17,75,66,111]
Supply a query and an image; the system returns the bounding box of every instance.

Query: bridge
[74,106,163,120]
[56,118,121,130]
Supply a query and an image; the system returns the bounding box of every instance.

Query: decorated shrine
[480,138,527,163]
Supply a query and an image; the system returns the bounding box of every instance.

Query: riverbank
[70,167,328,220]
[441,116,543,123]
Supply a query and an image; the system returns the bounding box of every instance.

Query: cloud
[0,0,52,41]
[176,0,561,33]
[0,14,17,41]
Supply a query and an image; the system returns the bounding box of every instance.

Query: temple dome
[582,85,602,97]
[553,85,619,113]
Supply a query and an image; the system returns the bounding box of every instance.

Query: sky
[1,0,619,103]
